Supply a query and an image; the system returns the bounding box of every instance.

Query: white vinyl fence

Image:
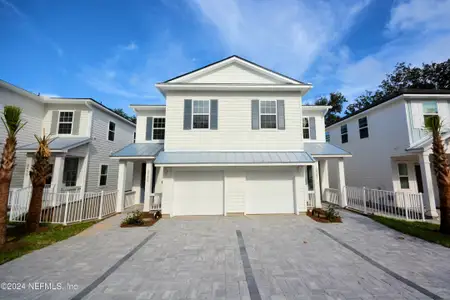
[124,190,136,209]
[323,188,340,206]
[9,188,117,225]
[345,186,425,221]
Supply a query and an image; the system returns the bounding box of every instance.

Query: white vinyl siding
[164,91,303,151]
[42,104,90,137]
[134,110,166,143]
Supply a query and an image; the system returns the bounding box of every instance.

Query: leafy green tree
[112,108,136,124]
[315,92,348,126]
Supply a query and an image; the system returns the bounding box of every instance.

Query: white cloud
[122,42,138,51]
[387,0,450,33]
[189,0,371,79]
[40,93,61,98]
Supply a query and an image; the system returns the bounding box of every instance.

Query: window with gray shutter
[309,117,316,140]
[50,111,59,135]
[72,111,81,135]
[277,100,285,130]
[183,99,192,130]
[210,99,218,130]
[146,117,153,140]
[251,99,259,129]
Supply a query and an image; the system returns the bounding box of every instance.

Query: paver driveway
[1,210,449,300]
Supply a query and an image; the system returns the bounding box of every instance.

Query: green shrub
[325,205,340,221]
[122,210,144,225]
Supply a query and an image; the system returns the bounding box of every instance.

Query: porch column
[52,155,65,193]
[116,160,127,213]
[22,155,33,188]
[419,153,439,217]
[131,162,142,205]
[77,154,89,197]
[313,162,321,208]
[294,166,307,213]
[337,158,347,207]
[319,160,329,199]
[143,161,154,212]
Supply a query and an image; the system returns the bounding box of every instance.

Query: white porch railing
[345,186,425,221]
[9,189,117,225]
[323,188,340,206]
[124,190,136,209]
[61,186,81,193]
[306,191,315,208]
[150,193,162,210]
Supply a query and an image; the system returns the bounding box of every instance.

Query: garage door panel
[174,171,223,216]
[246,171,294,214]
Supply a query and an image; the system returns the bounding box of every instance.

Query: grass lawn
[371,215,450,248]
[0,221,96,265]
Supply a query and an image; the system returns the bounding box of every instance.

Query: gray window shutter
[251,99,259,130]
[50,111,59,135]
[309,117,316,140]
[146,117,153,140]
[183,99,192,130]
[72,111,81,135]
[277,100,285,130]
[210,99,218,130]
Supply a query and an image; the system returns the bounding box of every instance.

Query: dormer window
[58,111,73,134]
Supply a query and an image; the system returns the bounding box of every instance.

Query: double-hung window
[193,100,209,129]
[398,163,409,189]
[58,111,73,134]
[99,165,108,186]
[358,117,369,139]
[303,118,310,139]
[153,118,165,140]
[341,124,348,144]
[260,100,277,129]
[423,101,438,127]
[108,121,116,141]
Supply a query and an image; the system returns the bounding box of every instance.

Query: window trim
[192,100,210,129]
[259,100,278,129]
[57,110,75,135]
[341,124,348,144]
[358,116,369,139]
[423,101,439,126]
[303,117,310,139]
[152,117,166,141]
[397,162,410,190]
[98,164,109,187]
[107,121,116,141]
[325,132,330,143]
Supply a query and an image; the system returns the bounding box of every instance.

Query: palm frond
[33,134,54,159]
[424,115,443,135]
[1,105,27,136]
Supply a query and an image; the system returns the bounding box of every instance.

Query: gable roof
[162,55,311,85]
[327,89,450,129]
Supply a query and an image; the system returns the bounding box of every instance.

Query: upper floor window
[423,101,438,126]
[398,163,409,189]
[325,132,330,143]
[193,100,209,129]
[108,121,116,141]
[260,100,277,129]
[303,118,310,139]
[153,117,165,140]
[359,117,369,139]
[341,124,348,144]
[58,111,73,134]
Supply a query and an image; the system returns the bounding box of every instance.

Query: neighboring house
[0,80,135,196]
[326,89,450,218]
[111,55,351,216]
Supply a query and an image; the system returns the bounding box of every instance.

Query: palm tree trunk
[0,173,12,245]
[441,184,450,234]
[26,185,44,232]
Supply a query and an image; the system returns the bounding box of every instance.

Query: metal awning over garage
[110,143,164,159]
[154,151,315,166]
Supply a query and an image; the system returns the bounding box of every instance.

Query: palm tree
[0,106,26,246]
[425,115,450,234]
[26,133,53,232]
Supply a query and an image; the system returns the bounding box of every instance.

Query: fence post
[419,193,425,221]
[79,191,85,222]
[63,192,69,225]
[9,189,16,222]
[404,193,409,220]
[362,187,367,214]
[98,191,104,220]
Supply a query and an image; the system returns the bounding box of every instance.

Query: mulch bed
[307,210,342,223]
[120,212,160,228]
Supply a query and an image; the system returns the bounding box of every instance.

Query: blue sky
[1,0,450,114]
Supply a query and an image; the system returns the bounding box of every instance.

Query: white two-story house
[0,80,135,197]
[327,89,450,218]
[111,56,351,216]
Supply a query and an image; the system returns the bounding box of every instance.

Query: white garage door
[246,170,295,214]
[173,171,224,216]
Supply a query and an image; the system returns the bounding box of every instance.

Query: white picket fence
[323,188,340,206]
[9,188,117,225]
[345,186,425,221]
[124,190,136,209]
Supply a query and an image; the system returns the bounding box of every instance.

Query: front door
[414,164,424,193]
